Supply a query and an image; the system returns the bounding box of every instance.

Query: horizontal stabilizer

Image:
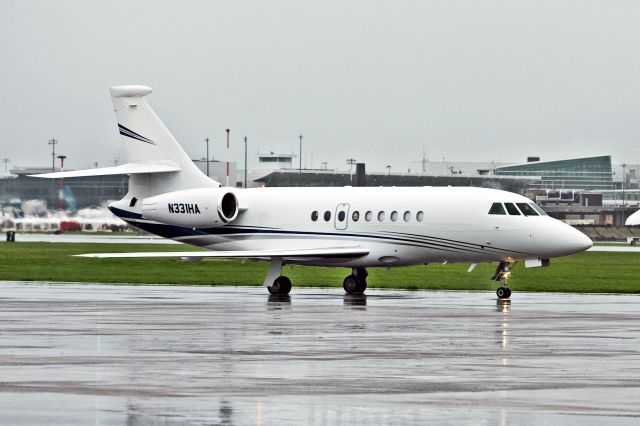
[30,162,181,178]
[74,246,369,259]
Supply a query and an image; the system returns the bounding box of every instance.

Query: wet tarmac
[0,283,638,425]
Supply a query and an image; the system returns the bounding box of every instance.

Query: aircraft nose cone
[534,219,592,258]
[572,227,593,253]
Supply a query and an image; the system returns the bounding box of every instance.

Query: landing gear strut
[492,261,512,299]
[264,257,292,295]
[343,268,368,294]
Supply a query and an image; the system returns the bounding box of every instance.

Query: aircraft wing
[74,246,369,259]
[30,162,181,178]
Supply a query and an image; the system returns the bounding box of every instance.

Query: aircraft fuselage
[109,185,591,268]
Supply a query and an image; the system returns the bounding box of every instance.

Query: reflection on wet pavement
[0,283,639,425]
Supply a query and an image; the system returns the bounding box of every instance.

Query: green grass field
[0,242,639,293]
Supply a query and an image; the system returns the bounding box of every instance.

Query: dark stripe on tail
[118,124,156,145]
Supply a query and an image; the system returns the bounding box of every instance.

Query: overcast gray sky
[1,0,639,173]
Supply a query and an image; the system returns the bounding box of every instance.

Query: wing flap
[74,246,369,259]
[30,162,181,178]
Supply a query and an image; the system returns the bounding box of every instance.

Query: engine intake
[218,191,238,223]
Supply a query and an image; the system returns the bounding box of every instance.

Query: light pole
[204,137,210,177]
[298,134,303,173]
[386,165,391,176]
[225,129,230,187]
[346,158,356,183]
[2,158,9,174]
[57,155,66,210]
[48,138,58,172]
[244,136,248,188]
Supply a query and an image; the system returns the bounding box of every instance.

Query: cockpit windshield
[516,203,538,216]
[488,203,506,215]
[488,201,547,216]
[529,202,547,216]
[504,203,521,216]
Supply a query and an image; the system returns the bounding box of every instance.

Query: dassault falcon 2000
[36,86,592,299]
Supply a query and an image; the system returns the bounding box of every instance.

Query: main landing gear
[343,268,368,295]
[263,259,369,296]
[264,258,292,295]
[492,261,512,299]
[268,276,292,295]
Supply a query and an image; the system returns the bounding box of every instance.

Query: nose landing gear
[496,286,511,299]
[492,261,512,299]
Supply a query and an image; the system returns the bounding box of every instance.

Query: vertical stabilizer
[109,85,218,195]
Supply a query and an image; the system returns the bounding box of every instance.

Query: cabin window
[377,211,385,222]
[324,211,331,221]
[311,211,318,221]
[530,203,547,216]
[352,211,360,222]
[488,203,506,215]
[338,211,346,221]
[504,203,521,216]
[403,211,411,222]
[390,211,398,222]
[516,203,539,216]
[365,211,373,222]
[416,211,424,222]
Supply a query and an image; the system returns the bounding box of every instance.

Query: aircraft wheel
[496,287,510,299]
[343,275,365,294]
[268,276,292,295]
[356,278,367,293]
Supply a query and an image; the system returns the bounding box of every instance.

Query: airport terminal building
[495,155,614,191]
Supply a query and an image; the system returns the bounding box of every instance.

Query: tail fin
[34,86,219,198]
[110,85,218,195]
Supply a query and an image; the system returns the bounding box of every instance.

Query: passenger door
[334,203,350,230]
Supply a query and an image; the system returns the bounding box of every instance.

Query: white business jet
[36,86,592,299]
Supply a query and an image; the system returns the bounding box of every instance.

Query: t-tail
[33,85,219,201]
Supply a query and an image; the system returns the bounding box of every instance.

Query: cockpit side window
[488,203,506,215]
[504,202,521,216]
[516,203,539,216]
[529,203,547,216]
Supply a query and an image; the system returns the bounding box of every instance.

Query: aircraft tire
[496,287,510,299]
[343,275,365,294]
[356,278,367,293]
[268,276,292,295]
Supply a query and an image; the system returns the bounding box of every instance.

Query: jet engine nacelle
[141,188,240,227]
